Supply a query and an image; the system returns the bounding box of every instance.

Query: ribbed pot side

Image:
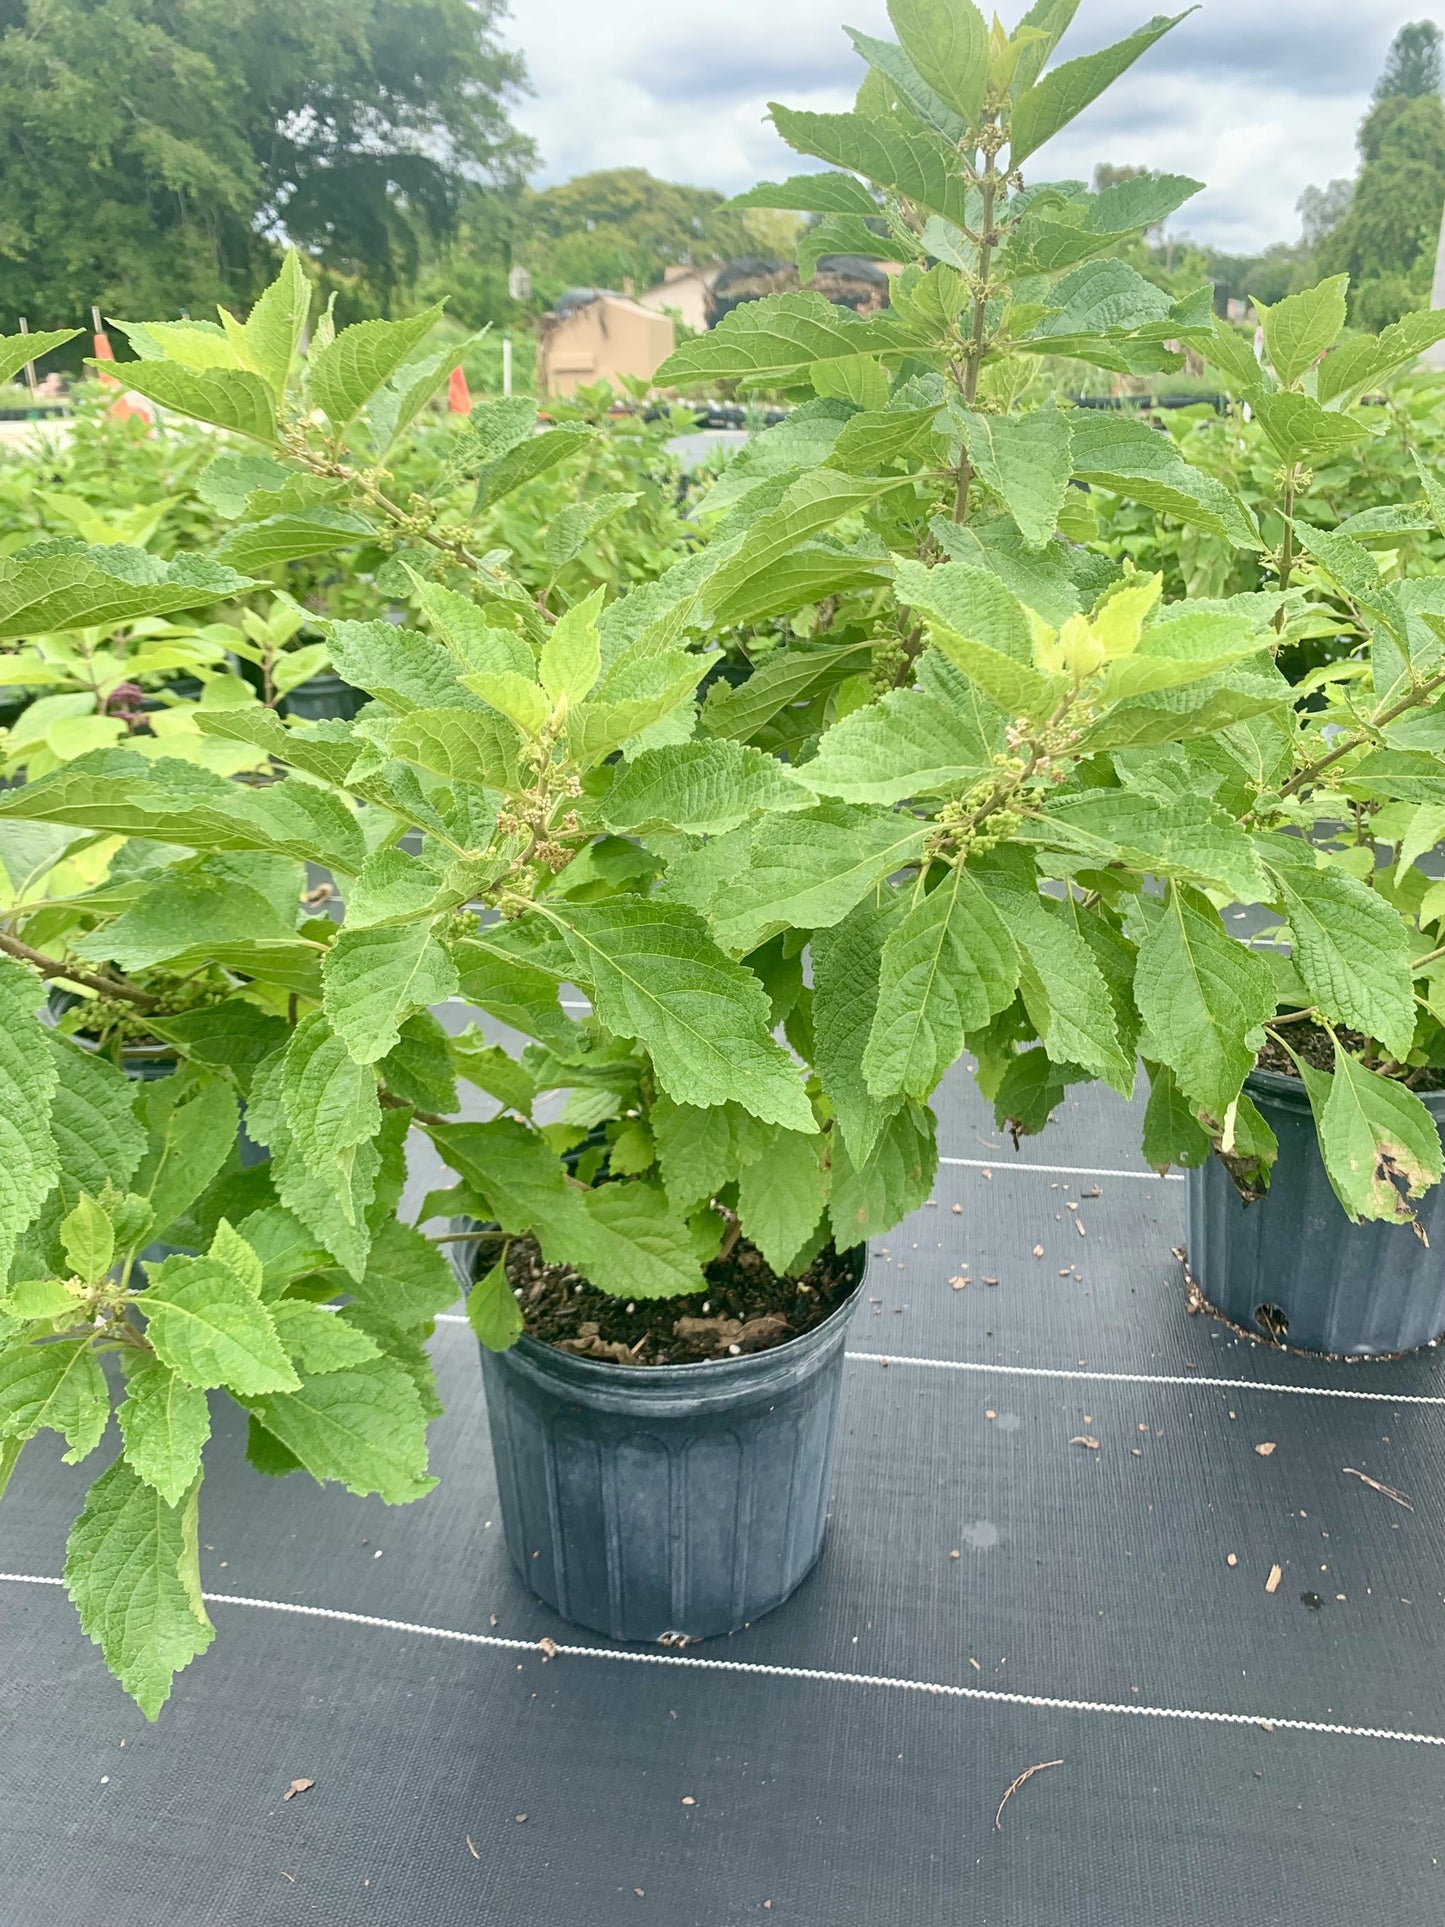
[479,1250,866,1642]
[1187,1068,1445,1356]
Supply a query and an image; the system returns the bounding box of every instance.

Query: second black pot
[476,1246,866,1642]
[1187,1067,1445,1356]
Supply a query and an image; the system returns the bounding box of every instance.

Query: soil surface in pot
[500,1233,859,1366]
[1257,1017,1445,1091]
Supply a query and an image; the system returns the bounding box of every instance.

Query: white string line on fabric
[426,1313,1445,1407]
[937,1155,1184,1182]
[2,1572,1439,1749]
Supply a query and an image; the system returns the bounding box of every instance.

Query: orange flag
[447,365,472,414]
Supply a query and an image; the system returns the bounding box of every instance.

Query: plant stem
[953,144,1000,525]
[0,930,160,1009]
[1274,465,1297,632]
[1278,663,1445,800]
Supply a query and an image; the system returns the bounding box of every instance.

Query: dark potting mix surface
[7,994,1445,1925]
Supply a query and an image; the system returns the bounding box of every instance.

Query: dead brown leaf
[1265,1564,1282,1594]
[283,1778,314,1802]
[994,1758,1063,1830]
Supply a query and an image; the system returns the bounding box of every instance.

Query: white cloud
[503,0,1426,252]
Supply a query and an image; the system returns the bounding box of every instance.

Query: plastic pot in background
[1187,1067,1445,1356]
[280,672,366,723]
[470,1245,866,1643]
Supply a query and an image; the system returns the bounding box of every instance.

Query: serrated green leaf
[736,1128,830,1272]
[811,892,904,1166]
[323,921,459,1065]
[0,959,58,1282]
[887,0,989,123]
[0,1336,108,1460]
[117,1363,210,1506]
[604,740,810,835]
[1067,410,1258,548]
[76,870,296,973]
[1009,12,1194,164]
[1031,790,1270,901]
[1268,856,1416,1061]
[374,707,522,794]
[308,307,444,428]
[829,404,942,474]
[244,1355,435,1502]
[703,469,904,629]
[467,1255,524,1350]
[450,940,582,1054]
[732,172,882,216]
[242,249,310,397]
[893,555,1033,658]
[651,1097,761,1207]
[698,641,872,742]
[0,546,259,642]
[769,104,970,226]
[654,292,915,389]
[1253,391,1370,465]
[828,1099,937,1247]
[378,1011,459,1115]
[1133,886,1276,1121]
[5,1277,79,1319]
[93,358,278,441]
[271,1297,381,1375]
[60,1195,113,1282]
[0,328,80,386]
[706,805,931,954]
[278,1013,381,1194]
[1141,1061,1211,1170]
[348,1218,459,1330]
[131,1074,241,1245]
[138,1253,298,1396]
[64,1460,213,1718]
[864,864,1018,1101]
[245,1053,379,1281]
[958,406,1073,550]
[1318,308,1445,408]
[45,1037,145,1196]
[980,878,1132,1092]
[473,424,596,506]
[539,588,604,704]
[1259,275,1347,387]
[534,896,814,1130]
[1307,1046,1444,1225]
[216,508,374,574]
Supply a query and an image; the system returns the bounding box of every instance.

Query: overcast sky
[503,0,1427,254]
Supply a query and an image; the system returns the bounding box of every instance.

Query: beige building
[536,290,676,398]
[637,264,722,335]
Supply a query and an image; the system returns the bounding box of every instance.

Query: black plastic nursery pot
[474,1245,867,1643]
[1187,1066,1445,1356]
[280,671,367,723]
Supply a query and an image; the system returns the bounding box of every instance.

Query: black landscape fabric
[3,1055,1445,1927]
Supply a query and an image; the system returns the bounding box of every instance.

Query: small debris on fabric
[1075,1221,1086,1238]
[1227,1554,1238,1567]
[1058,1268,1071,1276]
[1342,1467,1412,1509]
[985,1410,997,1420]
[1265,1565,1283,1594]
[1301,1593,1323,1612]
[949,1275,968,1290]
[635,1889,645,1898]
[994,1758,1064,1830]
[490,1615,498,1627]
[1137,1424,1148,1433]
[283,1779,314,1801]
[1032,1245,1044,1258]
[1070,1436,1100,1451]
[983,1276,999,1286]
[1254,1443,1276,1458]
[1066,1201,1079,1212]
[466,1837,480,1860]
[681,1796,696,1806]
[1131,1448,1142,1456]
[969,1657,981,1671]
[951,1203,963,1215]
[1082,1187,1101,1199]
[950,1550,960,1560]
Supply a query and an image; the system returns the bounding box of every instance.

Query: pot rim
[1245,1061,1445,1115]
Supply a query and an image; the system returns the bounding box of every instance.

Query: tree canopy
[0,0,533,328]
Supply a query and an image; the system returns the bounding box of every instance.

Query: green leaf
[605,740,810,835]
[1307,1046,1444,1225]
[460,668,550,736]
[979,878,1133,1092]
[5,1277,80,1319]
[864,864,1019,1101]
[60,1195,113,1282]
[0,1337,108,1460]
[451,940,582,1055]
[737,1128,830,1272]
[699,641,872,743]
[1067,410,1259,548]
[215,508,374,574]
[1133,886,1276,1121]
[922,628,1062,718]
[327,619,474,713]
[732,172,882,216]
[812,893,904,1165]
[893,555,1033,659]
[1031,790,1270,901]
[886,0,989,123]
[769,105,970,226]
[0,328,79,386]
[467,1255,524,1350]
[64,1460,213,1719]
[534,896,815,1130]
[376,707,523,793]
[323,921,459,1064]
[244,1355,436,1502]
[148,1001,290,1095]
[45,1037,145,1196]
[830,404,942,474]
[0,751,365,876]
[271,1298,381,1375]
[117,1363,210,1506]
[348,1218,459,1330]
[1258,275,1348,387]
[1268,856,1416,1062]
[828,1099,937,1247]
[1252,391,1370,466]
[91,358,279,442]
[242,248,310,398]
[279,1013,381,1190]
[473,424,596,507]
[958,407,1073,550]
[76,870,296,974]
[378,1011,459,1115]
[245,1053,380,1281]
[844,30,967,143]
[1009,12,1195,164]
[209,1218,263,1295]
[651,1098,761,1206]
[1142,1061,1211,1170]
[538,589,604,705]
[702,804,931,953]
[308,307,444,428]
[569,1180,707,1299]
[131,1074,242,1243]
[0,546,259,642]
[703,469,903,629]
[1318,308,1445,408]
[448,1031,536,1115]
[0,959,58,1283]
[138,1253,299,1396]
[653,292,914,389]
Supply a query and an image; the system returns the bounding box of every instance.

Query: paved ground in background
[5,1011,1445,1927]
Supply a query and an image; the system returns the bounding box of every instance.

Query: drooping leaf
[1132,886,1276,1121]
[811,892,905,1165]
[958,406,1073,550]
[1141,1061,1211,1171]
[0,959,58,1283]
[736,1127,830,1272]
[466,1255,524,1350]
[0,1336,108,1461]
[1267,854,1416,1063]
[64,1460,213,1719]
[137,1253,299,1397]
[703,805,931,954]
[117,1364,211,1506]
[1067,410,1259,549]
[277,1014,381,1197]
[884,0,989,124]
[131,1074,242,1244]
[244,1355,436,1503]
[1030,790,1270,901]
[323,921,459,1065]
[828,1099,937,1247]
[308,308,444,428]
[1306,1046,1444,1225]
